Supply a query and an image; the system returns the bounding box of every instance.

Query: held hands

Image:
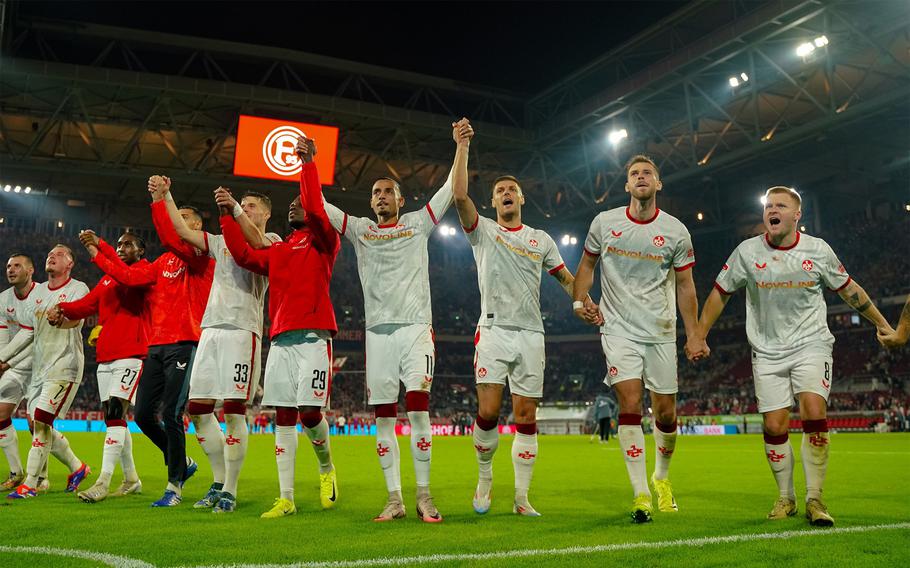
[147,175,171,202]
[877,324,906,349]
[46,304,65,327]
[452,117,474,145]
[78,230,100,258]
[214,186,239,216]
[685,335,711,362]
[295,136,317,163]
[573,298,604,326]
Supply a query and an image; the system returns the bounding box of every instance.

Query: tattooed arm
[837,279,894,333]
[878,295,910,348]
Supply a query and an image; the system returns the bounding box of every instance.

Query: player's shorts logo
[608,366,618,377]
[262,125,306,176]
[821,376,830,389]
[802,259,814,271]
[477,367,487,378]
[652,235,665,247]
[313,390,325,399]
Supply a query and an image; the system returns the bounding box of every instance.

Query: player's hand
[877,325,907,349]
[46,305,65,327]
[0,361,9,378]
[78,230,100,257]
[452,118,474,145]
[214,186,238,216]
[295,136,317,163]
[582,298,603,326]
[685,336,710,362]
[148,175,171,202]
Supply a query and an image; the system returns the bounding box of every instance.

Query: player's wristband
[572,301,584,311]
[232,203,243,218]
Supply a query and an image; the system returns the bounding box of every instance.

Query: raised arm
[676,267,708,360]
[451,120,478,231]
[221,214,270,275]
[879,295,910,348]
[837,279,893,334]
[213,187,274,249]
[79,231,157,288]
[294,137,338,252]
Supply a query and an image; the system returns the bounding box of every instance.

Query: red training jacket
[221,161,339,338]
[57,255,153,363]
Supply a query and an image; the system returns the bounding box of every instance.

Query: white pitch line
[187,522,910,568]
[0,544,155,568]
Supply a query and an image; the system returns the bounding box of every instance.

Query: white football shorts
[752,342,833,413]
[96,358,143,403]
[365,323,435,405]
[261,330,332,408]
[601,334,678,395]
[189,327,262,401]
[474,325,545,398]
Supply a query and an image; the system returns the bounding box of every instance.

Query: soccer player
[0,253,37,489]
[878,295,909,348]
[319,120,470,523]
[52,232,152,503]
[149,175,279,514]
[219,135,340,519]
[453,133,601,517]
[572,154,704,523]
[694,185,894,526]
[1,245,92,498]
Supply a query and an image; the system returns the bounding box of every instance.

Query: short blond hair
[764,186,802,208]
[625,154,660,179]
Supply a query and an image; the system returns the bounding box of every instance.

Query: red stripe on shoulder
[426,204,438,225]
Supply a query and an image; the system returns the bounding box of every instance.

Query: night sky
[17,1,689,93]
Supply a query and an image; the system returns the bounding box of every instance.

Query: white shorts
[31,379,80,419]
[601,334,678,395]
[752,343,833,413]
[189,327,262,401]
[96,359,143,403]
[261,331,332,408]
[365,324,435,405]
[474,325,545,398]
[0,368,31,405]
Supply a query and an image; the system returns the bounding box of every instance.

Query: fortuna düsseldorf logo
[262,125,306,176]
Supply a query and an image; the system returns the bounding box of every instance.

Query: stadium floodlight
[608,128,628,146]
[440,224,452,236]
[449,226,458,236]
[796,42,815,57]
[561,234,571,246]
[2,185,8,192]
[24,187,31,194]
[570,237,578,245]
[800,225,807,232]
[740,72,749,82]
[56,220,64,228]
[813,35,829,48]
[760,195,768,206]
[729,72,749,88]
[0,217,4,224]
[13,186,20,193]
[904,204,910,212]
[697,212,704,221]
[728,77,739,87]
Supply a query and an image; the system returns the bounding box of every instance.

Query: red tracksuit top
[90,231,214,347]
[221,161,339,339]
[57,255,153,363]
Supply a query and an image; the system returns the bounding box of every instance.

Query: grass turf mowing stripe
[0,545,154,568]
[181,522,910,568]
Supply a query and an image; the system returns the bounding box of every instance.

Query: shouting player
[2,245,91,498]
[694,185,894,526]
[220,135,339,519]
[52,232,152,503]
[320,120,470,522]
[573,154,704,523]
[453,126,601,517]
[149,174,279,514]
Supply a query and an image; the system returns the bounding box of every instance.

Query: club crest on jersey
[802,259,814,272]
[611,230,623,238]
[57,294,67,302]
[529,239,538,247]
[652,235,665,247]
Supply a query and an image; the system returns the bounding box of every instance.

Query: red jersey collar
[764,231,800,251]
[14,281,36,300]
[48,277,72,291]
[625,207,660,225]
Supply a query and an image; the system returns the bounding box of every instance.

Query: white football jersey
[324,178,452,329]
[584,207,695,343]
[200,232,281,336]
[714,232,849,358]
[465,215,566,333]
[0,282,38,372]
[20,279,90,383]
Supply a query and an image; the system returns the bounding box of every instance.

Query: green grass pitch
[1,432,908,567]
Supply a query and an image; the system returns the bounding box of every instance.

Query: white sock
[303,418,333,474]
[801,431,830,502]
[407,411,432,488]
[375,417,401,493]
[192,413,226,485]
[275,425,298,501]
[652,424,677,480]
[223,413,248,497]
[100,425,126,487]
[120,429,138,482]
[618,425,650,497]
[764,438,796,500]
[0,422,22,474]
[50,428,82,472]
[511,432,538,500]
[25,422,52,487]
[472,421,499,493]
